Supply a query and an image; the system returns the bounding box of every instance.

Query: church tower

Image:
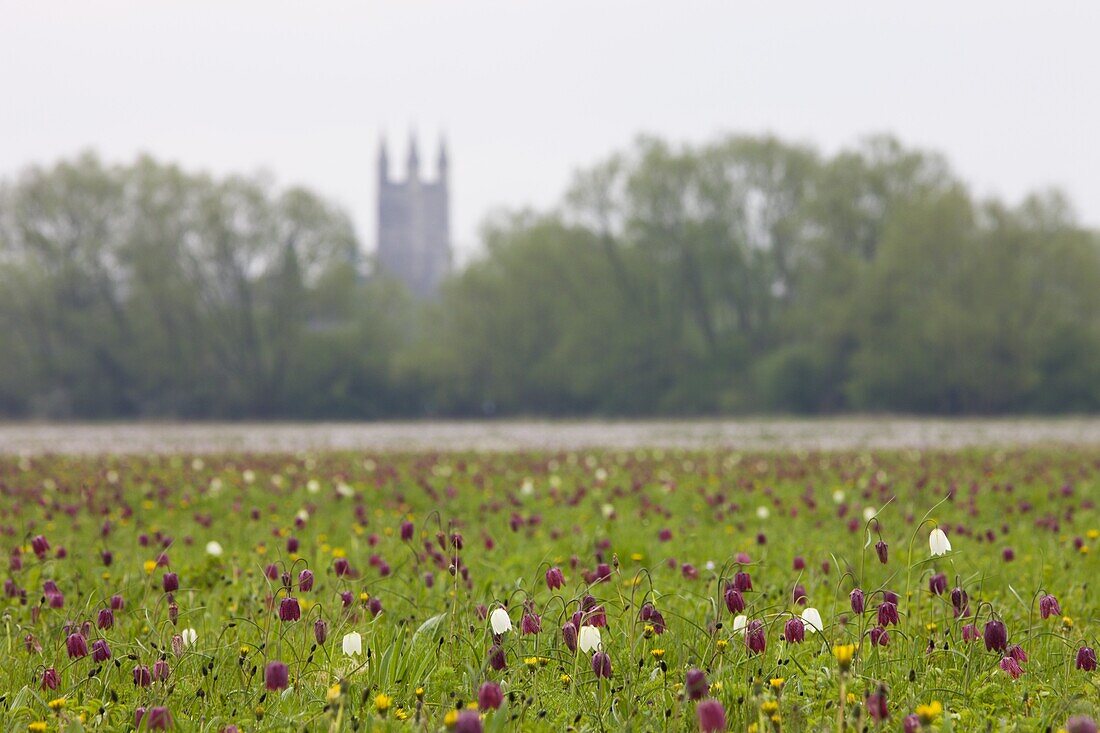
[376,134,452,297]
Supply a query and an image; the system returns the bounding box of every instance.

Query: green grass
[1,448,1097,731]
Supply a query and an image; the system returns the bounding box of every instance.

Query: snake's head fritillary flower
[696,698,726,733]
[983,619,1008,652]
[41,667,60,690]
[162,573,179,593]
[929,528,951,556]
[850,588,865,614]
[591,651,612,678]
[870,626,890,647]
[1067,717,1098,733]
[454,710,483,733]
[342,632,362,656]
[264,661,289,691]
[929,573,947,595]
[279,597,301,622]
[733,571,752,592]
[1000,656,1024,679]
[488,644,506,671]
[866,684,889,722]
[877,601,899,627]
[477,681,503,710]
[951,587,970,617]
[521,612,541,635]
[545,566,565,591]
[65,633,88,659]
[801,607,824,633]
[133,665,151,687]
[562,622,578,652]
[1039,594,1061,619]
[745,620,766,655]
[205,541,223,557]
[1076,646,1098,671]
[783,617,805,644]
[685,668,707,700]
[489,607,511,635]
[578,625,602,654]
[97,608,114,629]
[724,586,745,614]
[875,540,888,564]
[903,713,920,733]
[92,639,111,662]
[297,569,314,592]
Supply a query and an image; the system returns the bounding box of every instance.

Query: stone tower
[376,134,452,297]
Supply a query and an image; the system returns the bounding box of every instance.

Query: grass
[1,448,1097,731]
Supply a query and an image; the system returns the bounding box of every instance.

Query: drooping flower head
[928,528,951,556]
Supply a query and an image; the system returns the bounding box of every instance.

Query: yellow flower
[47,697,66,710]
[560,673,572,686]
[523,656,539,668]
[769,677,785,690]
[833,643,856,671]
[28,723,48,732]
[443,709,459,728]
[326,683,342,702]
[630,552,644,562]
[1062,616,1075,630]
[393,707,409,720]
[916,701,943,725]
[359,591,371,602]
[415,687,425,700]
[1086,529,1099,540]
[643,624,655,638]
[925,622,937,632]
[716,639,728,651]
[761,700,779,715]
[651,648,665,659]
[374,693,392,714]
[709,682,723,694]
[143,560,157,574]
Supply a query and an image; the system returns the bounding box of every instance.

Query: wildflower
[562,622,578,652]
[205,541,223,557]
[983,619,1008,653]
[92,639,111,662]
[97,608,114,629]
[31,535,50,559]
[870,626,890,647]
[298,569,314,592]
[732,614,748,633]
[591,650,612,678]
[685,668,708,700]
[374,693,392,714]
[489,607,511,635]
[850,588,865,614]
[1076,646,1097,671]
[478,681,503,710]
[733,571,753,592]
[279,597,301,622]
[181,627,197,647]
[652,648,666,658]
[875,539,888,564]
[801,607,823,632]
[1000,655,1024,679]
[265,661,289,691]
[696,698,727,733]
[342,631,362,656]
[877,600,899,627]
[28,723,47,732]
[745,619,766,655]
[951,587,970,617]
[866,684,889,722]
[833,643,856,671]
[1067,716,1098,733]
[769,677,785,691]
[41,668,60,690]
[916,701,943,725]
[578,624,602,653]
[903,713,920,733]
[48,697,66,710]
[929,528,951,556]
[153,658,170,682]
[1039,594,1061,619]
[66,632,88,659]
[454,710,483,733]
[162,572,179,593]
[133,664,152,687]
[783,617,805,644]
[928,573,947,595]
[488,644,506,670]
[521,612,541,635]
[724,586,745,614]
[545,566,564,590]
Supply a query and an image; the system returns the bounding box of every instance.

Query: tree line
[2,135,1099,418]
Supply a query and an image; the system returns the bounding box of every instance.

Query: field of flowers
[1,448,1098,731]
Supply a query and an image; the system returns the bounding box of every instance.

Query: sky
[2,2,1099,260]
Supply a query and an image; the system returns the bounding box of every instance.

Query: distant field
[4,417,1100,455]
[2,447,1097,730]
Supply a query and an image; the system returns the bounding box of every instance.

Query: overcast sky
[3,2,1098,259]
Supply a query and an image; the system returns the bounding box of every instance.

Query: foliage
[1,448,1097,730]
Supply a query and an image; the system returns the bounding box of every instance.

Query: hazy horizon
[3,1,1099,260]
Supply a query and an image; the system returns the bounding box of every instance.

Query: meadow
[1,448,1097,731]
